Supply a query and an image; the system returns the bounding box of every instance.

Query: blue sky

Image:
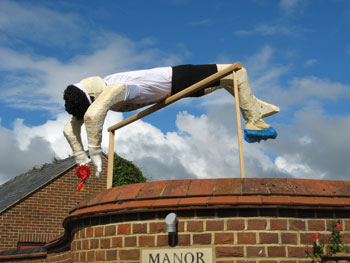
[0,0,350,184]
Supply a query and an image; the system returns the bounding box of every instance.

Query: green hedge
[112,153,146,187]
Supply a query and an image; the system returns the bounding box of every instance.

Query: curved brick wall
[43,178,350,263]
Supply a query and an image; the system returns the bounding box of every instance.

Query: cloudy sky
[1,0,349,184]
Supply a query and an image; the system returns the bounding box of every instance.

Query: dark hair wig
[63,85,92,120]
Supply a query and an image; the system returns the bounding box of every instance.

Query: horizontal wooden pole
[108,62,242,132]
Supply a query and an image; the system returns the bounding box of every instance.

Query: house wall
[0,158,108,252]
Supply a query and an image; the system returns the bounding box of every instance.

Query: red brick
[268,246,286,257]
[187,221,204,232]
[157,235,168,247]
[308,219,325,231]
[96,251,105,261]
[139,235,155,247]
[215,233,234,244]
[300,233,315,244]
[281,233,298,244]
[105,225,116,236]
[112,237,122,248]
[76,240,82,250]
[246,246,266,257]
[227,219,245,230]
[86,227,93,238]
[95,226,104,237]
[87,251,94,262]
[100,238,111,249]
[90,239,99,249]
[178,234,191,246]
[237,232,256,244]
[125,236,137,247]
[259,232,278,244]
[150,222,166,233]
[289,219,306,231]
[270,219,287,230]
[81,239,88,250]
[118,223,131,235]
[248,219,267,230]
[206,220,224,231]
[119,249,140,260]
[80,251,86,262]
[106,250,117,261]
[193,233,211,245]
[133,223,147,234]
[178,221,185,232]
[216,246,244,258]
[288,246,306,258]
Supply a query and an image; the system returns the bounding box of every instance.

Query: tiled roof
[68,178,350,219]
[0,156,76,214]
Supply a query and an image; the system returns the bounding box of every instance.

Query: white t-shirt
[104,67,172,104]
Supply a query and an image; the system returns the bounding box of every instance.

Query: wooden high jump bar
[106,62,245,189]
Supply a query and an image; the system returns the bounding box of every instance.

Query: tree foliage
[112,153,146,187]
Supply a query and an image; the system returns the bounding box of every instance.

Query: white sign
[142,248,212,263]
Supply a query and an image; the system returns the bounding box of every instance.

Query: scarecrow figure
[63,64,279,177]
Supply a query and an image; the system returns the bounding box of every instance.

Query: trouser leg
[204,64,279,129]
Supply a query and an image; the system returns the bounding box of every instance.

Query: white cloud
[279,0,303,16]
[275,154,326,179]
[0,33,182,113]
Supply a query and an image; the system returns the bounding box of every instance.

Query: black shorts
[171,64,220,97]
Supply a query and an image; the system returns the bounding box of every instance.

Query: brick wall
[46,208,350,263]
[3,178,350,262]
[0,157,108,252]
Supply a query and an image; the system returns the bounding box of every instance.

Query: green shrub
[112,153,146,186]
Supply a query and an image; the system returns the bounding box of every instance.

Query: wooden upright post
[106,131,115,189]
[232,71,245,178]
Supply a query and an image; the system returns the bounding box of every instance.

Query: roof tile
[208,196,237,205]
[214,178,241,196]
[117,183,146,201]
[178,197,210,206]
[161,180,190,198]
[187,179,215,196]
[136,181,167,199]
[241,178,268,195]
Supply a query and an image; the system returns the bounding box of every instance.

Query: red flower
[305,245,309,251]
[337,224,343,231]
[312,232,322,241]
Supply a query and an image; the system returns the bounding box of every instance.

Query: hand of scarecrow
[74,151,91,166]
[88,146,102,178]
